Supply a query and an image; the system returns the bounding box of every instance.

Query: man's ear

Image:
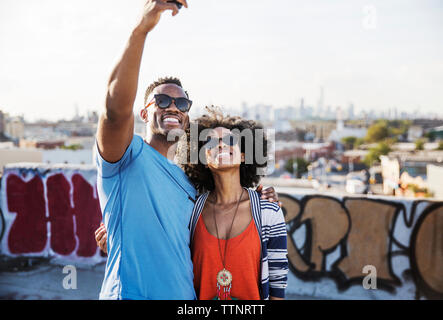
[140,109,149,123]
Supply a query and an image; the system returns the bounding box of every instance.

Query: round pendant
[216,268,233,286]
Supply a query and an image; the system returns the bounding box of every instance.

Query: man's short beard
[149,121,170,137]
[149,122,185,143]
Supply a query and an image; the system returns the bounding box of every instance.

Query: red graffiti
[72,174,102,257]
[6,175,47,254]
[47,174,76,255]
[6,173,102,257]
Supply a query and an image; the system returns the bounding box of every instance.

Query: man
[96,0,278,300]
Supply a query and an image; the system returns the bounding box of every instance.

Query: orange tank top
[192,214,261,300]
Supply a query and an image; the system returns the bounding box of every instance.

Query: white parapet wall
[427,164,443,200]
[277,188,443,300]
[0,149,43,174]
[0,163,105,265]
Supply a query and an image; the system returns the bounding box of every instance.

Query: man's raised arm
[96,0,187,162]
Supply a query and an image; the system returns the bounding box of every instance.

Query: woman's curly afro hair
[181,106,268,194]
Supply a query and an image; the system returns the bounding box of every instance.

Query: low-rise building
[427,164,443,199]
[380,151,443,197]
[4,116,25,140]
[274,141,334,163]
[428,126,443,140]
[0,147,43,174]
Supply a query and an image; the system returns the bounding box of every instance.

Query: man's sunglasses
[204,134,239,150]
[145,94,192,112]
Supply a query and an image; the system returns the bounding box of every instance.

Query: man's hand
[95,223,108,254]
[136,0,188,34]
[256,184,282,207]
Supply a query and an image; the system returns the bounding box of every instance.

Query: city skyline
[2,98,441,124]
[1,0,442,121]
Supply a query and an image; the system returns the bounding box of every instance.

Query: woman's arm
[265,207,289,299]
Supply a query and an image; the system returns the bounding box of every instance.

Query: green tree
[60,144,83,150]
[341,136,358,150]
[363,142,392,167]
[387,120,411,138]
[415,139,426,151]
[436,140,443,150]
[424,131,436,141]
[285,158,310,178]
[355,137,365,148]
[365,121,389,143]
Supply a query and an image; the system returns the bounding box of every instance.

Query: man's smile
[161,113,182,125]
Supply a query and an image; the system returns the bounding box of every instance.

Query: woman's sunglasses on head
[145,94,192,113]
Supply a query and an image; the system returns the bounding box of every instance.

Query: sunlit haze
[0,0,442,121]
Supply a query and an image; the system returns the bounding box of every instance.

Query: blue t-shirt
[95,135,197,300]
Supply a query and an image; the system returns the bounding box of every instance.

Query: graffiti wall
[0,163,442,299]
[279,192,443,300]
[0,164,104,265]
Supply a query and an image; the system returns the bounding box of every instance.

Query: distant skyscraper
[254,104,273,122]
[306,105,314,119]
[299,98,306,119]
[241,102,248,118]
[317,86,324,118]
[0,110,5,134]
[347,103,355,120]
[336,106,344,131]
[288,105,297,120]
[74,104,80,121]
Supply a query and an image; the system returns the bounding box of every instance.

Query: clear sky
[0,0,442,121]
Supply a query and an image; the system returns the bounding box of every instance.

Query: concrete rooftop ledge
[0,163,441,300]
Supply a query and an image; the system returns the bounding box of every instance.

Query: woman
[185,107,288,300]
[96,107,288,300]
